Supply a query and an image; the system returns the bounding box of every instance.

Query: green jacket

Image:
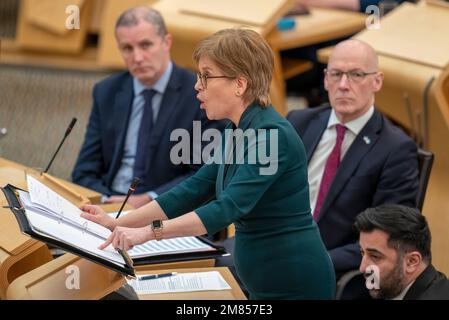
[156,103,336,299]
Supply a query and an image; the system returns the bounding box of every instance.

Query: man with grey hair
[73,7,224,208]
[287,39,419,298]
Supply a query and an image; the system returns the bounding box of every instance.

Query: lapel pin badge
[363,136,371,144]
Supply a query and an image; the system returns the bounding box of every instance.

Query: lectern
[0,157,101,298]
[6,253,125,300]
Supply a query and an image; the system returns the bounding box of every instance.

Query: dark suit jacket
[404,265,449,300]
[72,64,225,196]
[287,105,419,272]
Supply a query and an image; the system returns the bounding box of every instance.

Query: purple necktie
[313,124,347,221]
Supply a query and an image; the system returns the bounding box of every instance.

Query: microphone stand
[44,118,77,174]
[116,177,141,219]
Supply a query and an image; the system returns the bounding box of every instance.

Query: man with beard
[355,204,449,299]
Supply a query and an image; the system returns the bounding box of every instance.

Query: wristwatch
[151,220,164,241]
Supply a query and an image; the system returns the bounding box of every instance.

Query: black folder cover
[1,184,228,273]
[2,184,135,277]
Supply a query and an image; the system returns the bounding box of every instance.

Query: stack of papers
[127,271,231,295]
[107,211,217,260]
[129,237,215,259]
[21,175,124,266]
[22,175,217,266]
[27,175,111,239]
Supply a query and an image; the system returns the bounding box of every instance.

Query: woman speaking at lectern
[80,28,336,299]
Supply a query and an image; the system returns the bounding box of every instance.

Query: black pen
[139,272,177,281]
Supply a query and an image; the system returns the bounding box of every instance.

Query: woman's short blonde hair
[193,29,274,107]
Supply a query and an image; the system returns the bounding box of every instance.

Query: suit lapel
[302,110,330,162]
[317,110,383,221]
[108,75,134,185]
[403,265,437,300]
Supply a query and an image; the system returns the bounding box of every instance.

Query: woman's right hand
[80,204,117,231]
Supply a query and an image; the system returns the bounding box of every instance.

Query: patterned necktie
[133,89,157,182]
[313,124,347,221]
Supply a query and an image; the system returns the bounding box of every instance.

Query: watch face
[152,220,162,229]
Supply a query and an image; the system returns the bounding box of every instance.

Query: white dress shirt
[391,280,415,300]
[308,106,374,213]
[109,63,173,198]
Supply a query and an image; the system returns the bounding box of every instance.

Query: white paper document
[108,211,217,259]
[20,176,125,267]
[127,271,231,295]
[129,236,216,259]
[26,175,111,239]
[21,175,217,266]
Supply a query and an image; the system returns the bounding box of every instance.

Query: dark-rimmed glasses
[197,73,234,88]
[324,68,378,83]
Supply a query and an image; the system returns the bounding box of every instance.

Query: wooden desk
[98,0,291,69]
[6,255,242,300]
[15,0,93,54]
[267,8,366,114]
[0,157,102,298]
[0,157,101,203]
[267,8,367,50]
[5,2,365,114]
[0,226,52,299]
[151,4,365,115]
[136,267,246,300]
[0,38,103,72]
[134,259,215,272]
[6,253,125,300]
[1,171,217,299]
[355,1,449,69]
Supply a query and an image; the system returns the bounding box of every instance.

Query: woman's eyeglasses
[197,73,234,88]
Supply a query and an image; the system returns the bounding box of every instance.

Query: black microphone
[115,177,141,219]
[44,118,77,174]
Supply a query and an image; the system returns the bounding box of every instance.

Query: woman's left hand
[99,226,153,251]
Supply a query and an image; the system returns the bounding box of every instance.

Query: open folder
[1,176,227,278]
